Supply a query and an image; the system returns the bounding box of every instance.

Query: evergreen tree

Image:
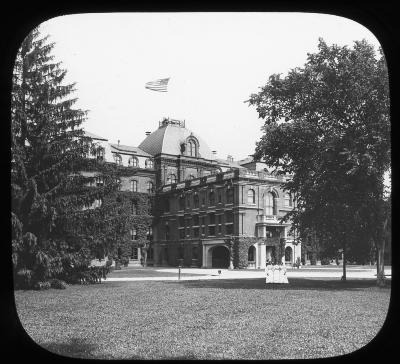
[11,27,118,289]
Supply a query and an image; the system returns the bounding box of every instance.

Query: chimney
[212,151,217,159]
[145,131,151,136]
[118,140,120,146]
[227,155,233,163]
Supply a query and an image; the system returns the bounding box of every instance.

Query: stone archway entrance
[211,246,230,268]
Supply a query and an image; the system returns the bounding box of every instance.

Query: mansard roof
[110,143,152,157]
[138,119,213,159]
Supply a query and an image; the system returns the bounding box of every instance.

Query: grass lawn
[14,278,390,360]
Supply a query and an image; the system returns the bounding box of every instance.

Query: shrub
[321,257,331,265]
[14,268,34,289]
[49,278,68,289]
[34,281,51,290]
[121,256,129,267]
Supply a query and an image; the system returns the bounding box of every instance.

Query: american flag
[145,77,170,92]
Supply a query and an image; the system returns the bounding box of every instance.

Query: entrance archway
[211,246,230,268]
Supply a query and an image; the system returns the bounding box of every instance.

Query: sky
[38,12,382,162]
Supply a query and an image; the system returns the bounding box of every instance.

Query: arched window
[248,246,256,262]
[128,156,139,167]
[284,192,292,207]
[96,176,104,187]
[147,181,154,194]
[265,192,275,215]
[167,174,177,184]
[247,189,255,204]
[114,154,122,165]
[187,138,198,157]
[145,159,153,168]
[130,180,138,192]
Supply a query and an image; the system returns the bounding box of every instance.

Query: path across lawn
[104,265,391,281]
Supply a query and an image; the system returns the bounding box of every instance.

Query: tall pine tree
[11,27,118,289]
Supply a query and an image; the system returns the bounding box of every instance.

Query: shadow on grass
[41,337,98,358]
[167,277,391,291]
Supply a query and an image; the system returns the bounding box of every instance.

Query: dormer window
[186,137,198,157]
[145,159,153,168]
[96,147,105,161]
[167,174,177,184]
[114,153,122,165]
[128,156,139,167]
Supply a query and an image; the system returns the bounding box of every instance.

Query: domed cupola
[138,118,213,160]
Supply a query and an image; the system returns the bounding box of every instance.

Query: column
[260,243,267,269]
[201,244,207,268]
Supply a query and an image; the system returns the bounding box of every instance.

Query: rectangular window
[201,226,206,236]
[226,224,233,235]
[218,225,222,234]
[179,196,185,210]
[193,227,199,237]
[201,193,206,206]
[179,229,185,239]
[209,213,215,225]
[130,229,137,241]
[179,216,185,227]
[193,215,199,226]
[186,227,191,237]
[208,225,216,236]
[225,211,234,223]
[164,198,170,213]
[200,216,206,226]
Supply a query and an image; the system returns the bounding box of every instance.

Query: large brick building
[86,118,301,269]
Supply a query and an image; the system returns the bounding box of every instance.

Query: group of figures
[265,262,289,284]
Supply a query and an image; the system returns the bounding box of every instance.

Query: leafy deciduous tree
[247,38,390,284]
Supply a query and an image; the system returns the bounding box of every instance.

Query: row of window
[166,173,198,184]
[165,222,233,240]
[113,154,154,169]
[91,176,154,194]
[164,188,234,212]
[163,189,292,213]
[177,211,233,227]
[126,180,154,193]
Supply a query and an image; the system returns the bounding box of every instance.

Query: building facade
[85,118,301,269]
